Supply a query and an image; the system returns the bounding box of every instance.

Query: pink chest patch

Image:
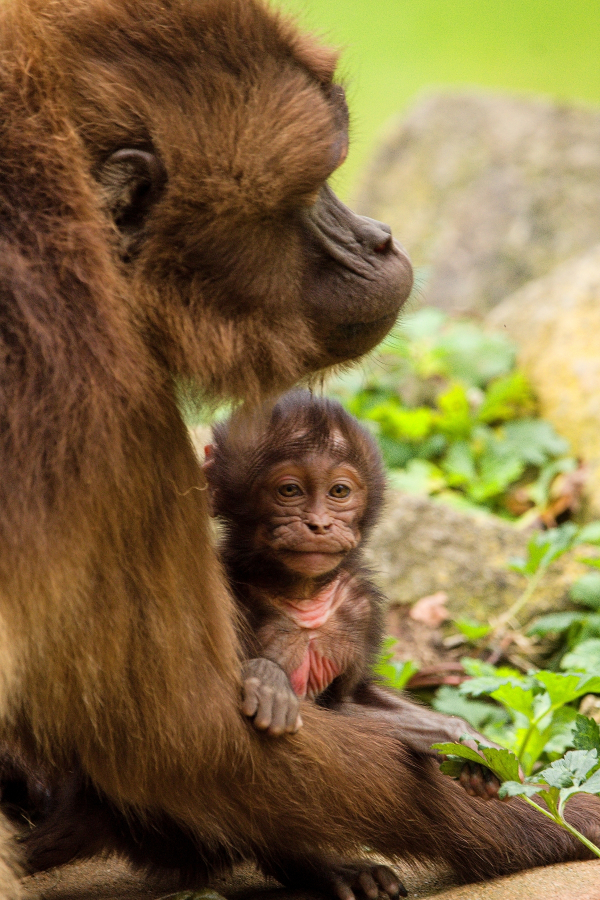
[290,642,341,700]
[279,577,345,700]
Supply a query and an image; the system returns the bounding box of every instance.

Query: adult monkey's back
[0,1,598,897]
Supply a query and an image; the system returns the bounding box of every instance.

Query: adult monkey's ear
[98,148,167,259]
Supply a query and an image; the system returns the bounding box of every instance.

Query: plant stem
[559,818,600,858]
[522,796,600,858]
[517,699,563,763]
[494,566,547,632]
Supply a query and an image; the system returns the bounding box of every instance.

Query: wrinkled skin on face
[255,453,367,578]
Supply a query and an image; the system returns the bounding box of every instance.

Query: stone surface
[355,92,600,315]
[365,491,587,622]
[487,244,600,519]
[21,856,600,900]
[22,858,454,900]
[427,860,600,900]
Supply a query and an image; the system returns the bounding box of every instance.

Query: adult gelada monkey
[0,0,598,898]
[205,391,500,794]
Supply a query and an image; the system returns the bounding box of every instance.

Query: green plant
[455,660,600,775]
[443,521,600,656]
[373,637,419,690]
[527,531,600,655]
[433,715,600,859]
[329,309,576,519]
[493,522,600,634]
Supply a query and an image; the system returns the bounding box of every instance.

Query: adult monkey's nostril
[358,216,394,254]
[373,235,394,254]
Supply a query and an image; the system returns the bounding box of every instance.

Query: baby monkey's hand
[241,657,303,736]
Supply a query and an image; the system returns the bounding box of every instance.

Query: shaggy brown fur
[0,1,598,898]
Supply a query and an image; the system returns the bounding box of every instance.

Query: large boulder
[487,244,600,518]
[356,92,600,315]
[365,491,587,621]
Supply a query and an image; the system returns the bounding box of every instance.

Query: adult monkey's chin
[301,185,413,366]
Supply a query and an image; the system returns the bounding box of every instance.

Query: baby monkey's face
[255,452,367,578]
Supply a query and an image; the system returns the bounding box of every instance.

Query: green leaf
[575,522,600,546]
[561,640,600,676]
[459,675,518,698]
[499,780,543,799]
[570,573,600,609]
[490,683,535,719]
[387,459,446,495]
[432,685,509,732]
[573,768,600,794]
[432,739,520,783]
[543,705,580,757]
[430,741,486,766]
[533,671,589,706]
[460,656,523,680]
[508,556,528,575]
[374,657,420,691]
[469,436,525,502]
[367,403,435,442]
[377,435,415,469]
[477,374,535,424]
[436,383,473,440]
[378,635,398,655]
[439,759,467,778]
[501,418,569,464]
[442,441,476,487]
[527,612,587,636]
[453,618,492,642]
[524,523,579,574]
[415,433,448,460]
[479,746,521,782]
[537,749,599,788]
[434,323,516,388]
[573,715,600,753]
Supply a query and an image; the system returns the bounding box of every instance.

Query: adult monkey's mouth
[301,185,413,365]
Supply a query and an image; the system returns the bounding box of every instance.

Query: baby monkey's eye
[278,482,303,498]
[329,483,351,499]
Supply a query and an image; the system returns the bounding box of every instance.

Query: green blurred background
[276,0,600,199]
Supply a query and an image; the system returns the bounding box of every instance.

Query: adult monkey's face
[51,0,413,400]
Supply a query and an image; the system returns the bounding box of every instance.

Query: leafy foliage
[373,637,420,690]
[329,309,576,519]
[456,662,600,775]
[434,723,600,858]
[444,519,600,665]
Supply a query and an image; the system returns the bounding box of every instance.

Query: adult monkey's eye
[329,483,350,499]
[278,482,302,498]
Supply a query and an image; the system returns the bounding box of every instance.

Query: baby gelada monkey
[204,390,384,735]
[205,390,493,780]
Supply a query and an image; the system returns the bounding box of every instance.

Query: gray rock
[423,860,600,900]
[487,244,600,518]
[356,92,600,315]
[22,850,600,900]
[366,491,587,622]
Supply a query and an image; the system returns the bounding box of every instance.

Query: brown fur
[0,0,597,897]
